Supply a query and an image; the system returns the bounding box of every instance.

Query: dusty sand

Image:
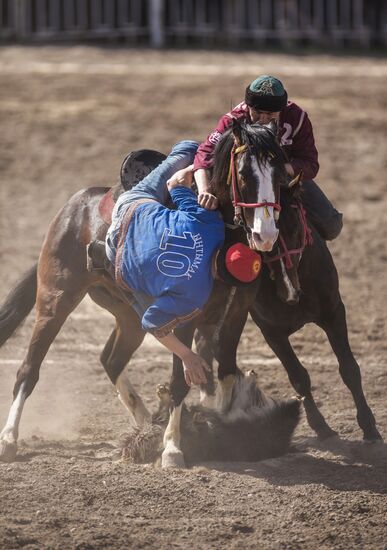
[0,46,386,549]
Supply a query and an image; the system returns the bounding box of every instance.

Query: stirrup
[86,240,109,273]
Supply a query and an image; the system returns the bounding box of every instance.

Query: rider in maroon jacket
[194,75,342,241]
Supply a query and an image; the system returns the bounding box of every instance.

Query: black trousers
[302,180,343,241]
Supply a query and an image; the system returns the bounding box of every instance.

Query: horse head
[211,119,287,252]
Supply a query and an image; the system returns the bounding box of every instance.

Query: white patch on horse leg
[216,374,235,412]
[0,382,27,461]
[199,390,215,409]
[161,404,185,468]
[115,370,150,426]
[280,259,298,303]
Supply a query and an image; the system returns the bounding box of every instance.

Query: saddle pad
[98,188,115,225]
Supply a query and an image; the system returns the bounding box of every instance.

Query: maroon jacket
[193,101,319,180]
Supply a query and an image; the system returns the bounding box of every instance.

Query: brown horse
[191,153,383,446]
[0,158,164,462]
[0,124,287,464]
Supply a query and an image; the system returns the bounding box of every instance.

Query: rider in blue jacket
[117,184,224,336]
[106,140,259,386]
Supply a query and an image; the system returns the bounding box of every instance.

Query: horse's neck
[276,194,311,253]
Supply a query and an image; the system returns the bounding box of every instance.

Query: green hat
[245,75,288,112]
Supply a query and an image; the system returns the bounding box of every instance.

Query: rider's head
[245,75,288,125]
[215,243,262,286]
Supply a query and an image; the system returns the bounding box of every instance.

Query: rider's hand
[198,192,219,210]
[167,165,194,190]
[181,350,210,387]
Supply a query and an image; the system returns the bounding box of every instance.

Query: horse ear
[232,117,243,146]
[288,171,303,189]
[267,119,278,135]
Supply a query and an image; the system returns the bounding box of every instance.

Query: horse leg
[320,301,382,441]
[215,293,250,412]
[161,323,195,468]
[0,381,27,462]
[194,327,216,407]
[88,288,150,426]
[102,324,150,426]
[255,319,338,439]
[0,273,87,461]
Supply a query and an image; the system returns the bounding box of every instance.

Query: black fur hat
[245,75,288,112]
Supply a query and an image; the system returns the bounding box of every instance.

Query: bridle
[264,199,313,270]
[226,137,312,275]
[227,143,282,229]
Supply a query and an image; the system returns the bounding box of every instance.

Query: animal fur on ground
[121,373,301,465]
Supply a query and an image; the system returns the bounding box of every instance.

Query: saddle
[88,149,166,271]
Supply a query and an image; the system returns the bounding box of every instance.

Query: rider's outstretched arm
[156,332,209,387]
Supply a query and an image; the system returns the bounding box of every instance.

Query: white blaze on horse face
[251,157,279,252]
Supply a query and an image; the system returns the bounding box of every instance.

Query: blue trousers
[106,140,199,264]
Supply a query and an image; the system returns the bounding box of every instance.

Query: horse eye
[239,164,249,179]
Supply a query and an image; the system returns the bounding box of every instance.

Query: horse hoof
[317,427,339,441]
[363,432,384,443]
[0,439,17,462]
[363,427,383,443]
[161,449,186,469]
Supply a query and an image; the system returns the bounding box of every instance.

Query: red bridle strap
[264,201,313,269]
[228,144,281,213]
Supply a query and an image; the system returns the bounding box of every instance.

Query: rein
[264,201,313,270]
[227,144,282,219]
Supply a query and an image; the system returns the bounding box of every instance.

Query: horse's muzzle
[250,231,277,252]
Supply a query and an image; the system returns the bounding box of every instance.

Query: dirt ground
[0,46,386,549]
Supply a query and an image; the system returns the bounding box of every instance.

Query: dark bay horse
[0,121,285,464]
[162,121,298,467]
[190,136,383,447]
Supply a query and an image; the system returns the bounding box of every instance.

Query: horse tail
[0,264,38,348]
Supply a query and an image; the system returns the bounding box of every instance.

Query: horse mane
[210,122,286,204]
[281,183,303,205]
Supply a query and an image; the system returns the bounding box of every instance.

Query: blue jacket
[117,187,224,337]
